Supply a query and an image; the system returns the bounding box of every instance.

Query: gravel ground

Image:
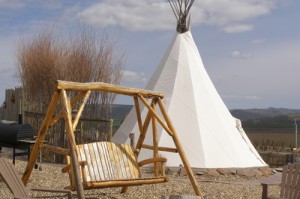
[0,150,280,199]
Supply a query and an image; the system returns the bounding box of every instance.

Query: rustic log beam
[157,98,202,196]
[83,177,168,189]
[151,102,159,177]
[40,144,70,156]
[72,90,91,130]
[138,95,173,136]
[56,80,164,98]
[49,91,86,127]
[22,91,60,185]
[135,103,153,157]
[141,144,178,153]
[134,96,143,135]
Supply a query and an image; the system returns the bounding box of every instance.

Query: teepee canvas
[113,0,266,168]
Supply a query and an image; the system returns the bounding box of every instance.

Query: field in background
[233,108,300,167]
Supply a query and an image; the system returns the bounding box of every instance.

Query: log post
[151,101,159,177]
[157,98,202,196]
[138,95,173,136]
[61,90,85,199]
[108,119,113,141]
[22,91,60,184]
[49,92,87,127]
[129,133,135,148]
[134,96,143,134]
[72,91,91,131]
[135,107,152,156]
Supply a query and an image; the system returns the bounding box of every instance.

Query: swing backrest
[76,142,141,182]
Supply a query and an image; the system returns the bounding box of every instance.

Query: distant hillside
[111,104,133,121]
[230,107,300,121]
[111,106,300,135]
[112,106,300,122]
[111,106,300,122]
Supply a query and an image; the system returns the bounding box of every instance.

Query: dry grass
[17,27,124,115]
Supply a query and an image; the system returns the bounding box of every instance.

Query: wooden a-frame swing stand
[21,80,202,199]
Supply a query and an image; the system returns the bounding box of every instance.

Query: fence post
[129,133,135,148]
[108,119,113,141]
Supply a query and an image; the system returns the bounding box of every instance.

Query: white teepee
[113,0,266,168]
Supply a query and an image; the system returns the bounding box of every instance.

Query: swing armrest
[62,161,87,173]
[138,157,167,166]
[138,158,167,176]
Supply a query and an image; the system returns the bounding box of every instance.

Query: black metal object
[0,121,36,164]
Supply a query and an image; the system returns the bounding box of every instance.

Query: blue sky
[0,0,299,109]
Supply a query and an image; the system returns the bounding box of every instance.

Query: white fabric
[113,31,267,168]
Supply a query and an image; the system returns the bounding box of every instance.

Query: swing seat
[62,141,169,191]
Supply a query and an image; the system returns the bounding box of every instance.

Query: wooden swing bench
[22,80,202,198]
[62,141,169,191]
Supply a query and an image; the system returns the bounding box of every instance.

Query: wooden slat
[283,164,294,198]
[107,142,119,180]
[295,165,300,198]
[0,159,29,198]
[90,143,100,181]
[288,164,300,199]
[92,143,104,181]
[123,144,139,179]
[119,145,131,179]
[100,142,110,180]
[279,163,300,199]
[78,145,90,182]
[113,143,126,180]
[117,143,128,179]
[83,144,94,181]
[96,142,107,181]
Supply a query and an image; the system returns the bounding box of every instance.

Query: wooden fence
[2,87,114,163]
[23,111,113,163]
[2,87,23,122]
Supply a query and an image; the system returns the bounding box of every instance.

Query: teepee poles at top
[168,0,194,33]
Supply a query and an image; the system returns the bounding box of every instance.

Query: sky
[0,0,299,109]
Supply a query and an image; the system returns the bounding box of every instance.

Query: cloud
[76,0,278,32]
[77,1,173,31]
[195,0,275,26]
[121,70,147,84]
[230,51,252,59]
[222,24,253,33]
